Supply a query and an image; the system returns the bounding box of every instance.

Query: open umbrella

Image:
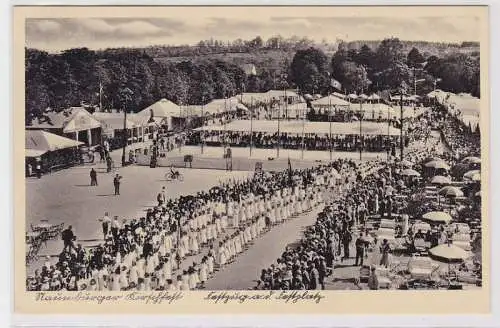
[425,160,450,171]
[439,186,464,198]
[348,94,358,100]
[471,172,481,182]
[422,211,453,224]
[461,156,481,165]
[400,168,421,177]
[399,159,413,168]
[431,175,452,185]
[429,244,471,263]
[463,170,480,181]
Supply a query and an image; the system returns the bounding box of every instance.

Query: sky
[25,15,481,53]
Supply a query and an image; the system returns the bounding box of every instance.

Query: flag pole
[250,96,253,157]
[359,90,363,161]
[201,98,204,154]
[329,93,332,160]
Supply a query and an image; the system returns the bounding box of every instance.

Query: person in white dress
[207,251,215,275]
[199,258,209,288]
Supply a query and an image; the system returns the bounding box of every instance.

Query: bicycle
[165,170,184,182]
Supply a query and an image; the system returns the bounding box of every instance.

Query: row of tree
[290,38,480,97]
[26,37,480,125]
[143,35,322,58]
[26,47,248,124]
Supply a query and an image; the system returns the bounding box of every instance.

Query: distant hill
[148,39,479,74]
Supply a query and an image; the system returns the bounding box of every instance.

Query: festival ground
[26,161,250,274]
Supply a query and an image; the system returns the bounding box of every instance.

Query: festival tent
[311,95,350,107]
[137,98,181,118]
[202,97,241,115]
[195,120,401,136]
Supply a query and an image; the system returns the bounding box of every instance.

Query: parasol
[461,156,481,165]
[431,175,452,185]
[425,160,450,171]
[348,94,358,100]
[463,170,480,181]
[429,244,471,263]
[399,159,413,168]
[422,211,453,224]
[438,186,464,198]
[400,168,421,177]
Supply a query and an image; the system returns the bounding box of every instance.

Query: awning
[26,130,84,152]
[25,149,47,157]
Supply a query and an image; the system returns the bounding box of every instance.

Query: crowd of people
[27,159,345,291]
[186,130,402,153]
[253,110,480,290]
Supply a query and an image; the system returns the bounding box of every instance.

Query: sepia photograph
[12,5,490,315]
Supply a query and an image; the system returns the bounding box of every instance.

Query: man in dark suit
[90,168,98,186]
[61,225,76,253]
[113,174,122,195]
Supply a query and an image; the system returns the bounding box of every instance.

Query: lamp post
[277,98,281,158]
[201,96,205,154]
[329,95,332,161]
[400,91,404,160]
[359,107,364,161]
[119,86,134,167]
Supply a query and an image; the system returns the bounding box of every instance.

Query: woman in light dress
[180,271,190,290]
[162,256,172,282]
[207,251,215,275]
[189,230,199,255]
[119,265,129,290]
[217,241,227,268]
[110,267,121,291]
[188,266,199,290]
[199,257,209,288]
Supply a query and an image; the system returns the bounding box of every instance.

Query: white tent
[311,95,350,107]
[137,98,181,117]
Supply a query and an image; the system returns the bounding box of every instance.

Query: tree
[375,37,405,71]
[407,47,425,68]
[339,61,371,93]
[354,44,376,68]
[290,47,329,94]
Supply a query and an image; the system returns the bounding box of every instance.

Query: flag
[331,78,342,90]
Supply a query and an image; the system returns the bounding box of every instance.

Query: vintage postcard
[13,5,490,315]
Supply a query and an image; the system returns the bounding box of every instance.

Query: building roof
[195,120,401,136]
[137,98,181,117]
[311,95,350,107]
[26,130,84,153]
[27,107,101,133]
[93,112,138,130]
